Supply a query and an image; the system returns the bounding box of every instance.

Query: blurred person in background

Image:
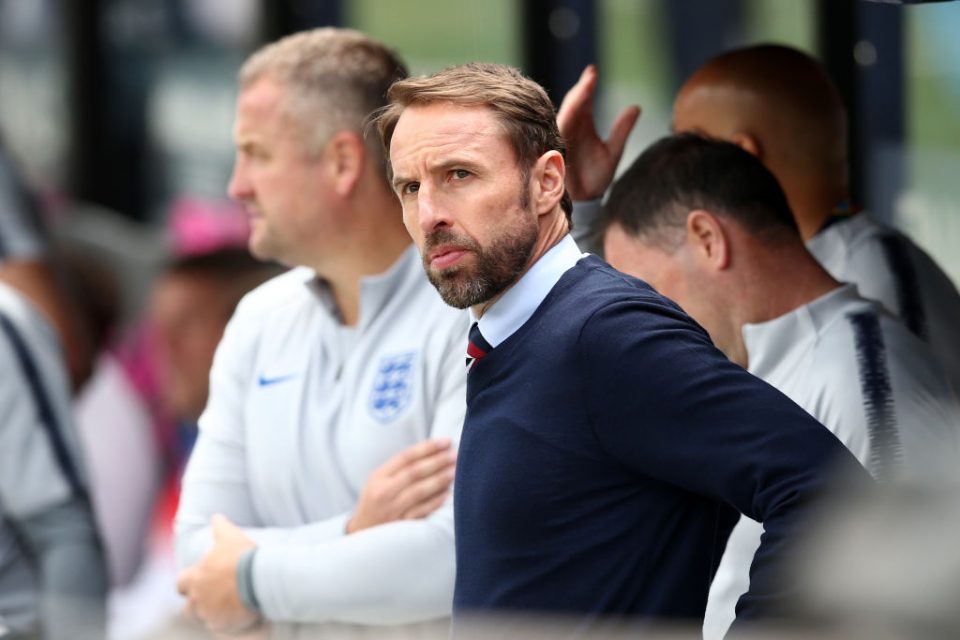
[0,131,107,639]
[598,133,960,640]
[174,28,469,636]
[61,243,159,592]
[0,277,107,638]
[97,244,280,640]
[670,44,960,392]
[0,137,95,392]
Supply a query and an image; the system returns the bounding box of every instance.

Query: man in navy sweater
[376,63,869,630]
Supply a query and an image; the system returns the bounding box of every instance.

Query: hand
[347,437,457,534]
[177,514,259,634]
[557,64,641,201]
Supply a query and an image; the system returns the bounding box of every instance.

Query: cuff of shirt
[237,548,261,614]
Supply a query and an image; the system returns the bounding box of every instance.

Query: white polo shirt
[807,212,960,393]
[175,245,469,627]
[703,284,960,640]
[0,282,88,633]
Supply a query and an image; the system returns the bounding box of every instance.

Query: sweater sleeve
[578,296,870,622]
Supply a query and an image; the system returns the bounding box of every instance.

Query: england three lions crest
[369,352,417,422]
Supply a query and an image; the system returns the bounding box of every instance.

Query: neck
[782,175,849,242]
[471,210,569,319]
[313,185,411,327]
[733,242,840,365]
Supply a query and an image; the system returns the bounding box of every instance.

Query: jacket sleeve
[174,300,364,570]
[16,498,108,640]
[174,303,260,568]
[579,296,871,623]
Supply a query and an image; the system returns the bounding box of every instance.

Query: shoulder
[231,266,315,319]
[208,267,319,362]
[0,281,60,359]
[547,257,716,369]
[835,214,938,274]
[387,258,472,357]
[570,256,706,335]
[813,298,952,408]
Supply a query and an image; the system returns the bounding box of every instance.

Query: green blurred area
[345,0,520,73]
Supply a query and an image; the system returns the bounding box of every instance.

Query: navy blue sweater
[454,256,864,623]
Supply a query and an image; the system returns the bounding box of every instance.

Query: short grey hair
[240,27,407,166]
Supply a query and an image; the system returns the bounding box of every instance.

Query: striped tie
[466,322,492,370]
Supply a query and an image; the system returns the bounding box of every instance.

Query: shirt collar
[472,234,585,348]
[307,244,420,327]
[741,283,862,377]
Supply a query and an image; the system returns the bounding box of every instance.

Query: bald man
[670,44,960,391]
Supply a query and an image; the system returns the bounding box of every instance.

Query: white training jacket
[175,245,469,626]
[703,284,960,640]
[0,282,103,635]
[807,212,960,393]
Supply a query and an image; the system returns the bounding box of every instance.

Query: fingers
[379,437,452,476]
[557,64,598,134]
[397,446,457,485]
[393,464,456,516]
[605,105,642,162]
[402,489,451,521]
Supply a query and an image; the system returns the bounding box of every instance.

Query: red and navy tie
[466,322,492,370]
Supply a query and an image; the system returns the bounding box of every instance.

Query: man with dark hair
[671,44,960,391]
[175,29,468,635]
[600,134,960,639]
[378,62,869,629]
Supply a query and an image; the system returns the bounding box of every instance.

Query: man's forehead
[390,103,508,161]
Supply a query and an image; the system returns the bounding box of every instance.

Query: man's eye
[453,169,470,179]
[403,182,420,194]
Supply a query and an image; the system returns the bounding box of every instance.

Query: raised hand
[557,64,641,201]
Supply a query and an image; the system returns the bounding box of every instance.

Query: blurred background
[0,0,958,323]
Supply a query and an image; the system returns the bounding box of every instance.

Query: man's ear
[324,131,366,197]
[686,209,730,271]
[531,150,566,215]
[730,132,762,161]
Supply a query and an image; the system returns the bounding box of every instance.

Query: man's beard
[422,217,538,309]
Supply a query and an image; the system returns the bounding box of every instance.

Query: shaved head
[673,45,848,193]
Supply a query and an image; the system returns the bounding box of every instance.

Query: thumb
[176,567,195,595]
[211,513,233,538]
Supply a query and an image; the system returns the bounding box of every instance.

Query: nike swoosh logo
[257,372,299,387]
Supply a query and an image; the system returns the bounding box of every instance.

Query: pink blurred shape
[168,196,250,257]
